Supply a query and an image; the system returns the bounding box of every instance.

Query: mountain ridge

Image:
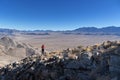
[0,26,120,32]
[1,26,120,36]
[73,26,120,32]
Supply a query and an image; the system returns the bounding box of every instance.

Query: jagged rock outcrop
[0,41,120,80]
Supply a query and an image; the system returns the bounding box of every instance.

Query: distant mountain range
[0,26,120,35]
[66,26,120,36]
[73,26,120,33]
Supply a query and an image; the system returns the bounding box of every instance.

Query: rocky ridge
[0,37,41,66]
[0,37,41,56]
[0,41,120,80]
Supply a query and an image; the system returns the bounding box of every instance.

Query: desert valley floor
[0,33,120,67]
[14,33,120,52]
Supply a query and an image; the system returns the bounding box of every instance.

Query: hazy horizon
[0,26,120,31]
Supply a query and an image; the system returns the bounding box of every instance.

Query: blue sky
[0,0,120,30]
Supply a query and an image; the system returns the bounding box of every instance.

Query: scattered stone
[0,40,120,80]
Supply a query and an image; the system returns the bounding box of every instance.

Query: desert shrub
[77,45,83,49]
[72,48,80,54]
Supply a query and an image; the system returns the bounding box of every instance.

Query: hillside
[0,37,41,66]
[0,41,120,80]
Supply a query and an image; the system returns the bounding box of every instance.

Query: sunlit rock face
[0,37,41,67]
[0,37,41,57]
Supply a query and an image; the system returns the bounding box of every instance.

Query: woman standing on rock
[41,44,45,54]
